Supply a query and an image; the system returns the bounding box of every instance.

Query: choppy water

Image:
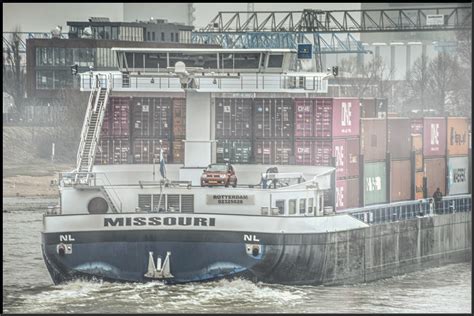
[2,202,472,314]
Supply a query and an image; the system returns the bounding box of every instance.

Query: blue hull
[41,233,265,284]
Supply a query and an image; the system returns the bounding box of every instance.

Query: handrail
[59,171,123,213]
[76,86,97,169]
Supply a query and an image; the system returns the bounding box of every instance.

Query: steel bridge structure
[192,6,472,71]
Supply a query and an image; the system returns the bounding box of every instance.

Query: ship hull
[41,212,471,285]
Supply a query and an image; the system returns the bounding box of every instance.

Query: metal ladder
[75,74,112,183]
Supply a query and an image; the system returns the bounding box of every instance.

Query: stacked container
[172,98,186,164]
[215,98,253,164]
[412,133,424,200]
[387,118,412,202]
[360,118,387,206]
[422,117,447,198]
[253,98,294,164]
[131,97,171,164]
[293,97,360,211]
[95,97,131,165]
[446,117,469,195]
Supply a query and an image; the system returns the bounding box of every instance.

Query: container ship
[41,48,471,285]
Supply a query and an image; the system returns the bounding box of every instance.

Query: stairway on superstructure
[75,74,111,183]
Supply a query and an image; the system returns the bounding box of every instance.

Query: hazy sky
[3,3,362,32]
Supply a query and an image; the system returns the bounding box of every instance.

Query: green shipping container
[364,161,387,205]
[216,139,252,164]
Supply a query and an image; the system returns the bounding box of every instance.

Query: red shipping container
[411,118,423,134]
[215,98,252,138]
[132,138,170,164]
[254,139,293,164]
[311,97,360,138]
[387,118,412,159]
[333,138,347,179]
[254,98,293,138]
[294,98,315,137]
[423,117,446,157]
[346,138,360,178]
[110,97,130,137]
[172,98,186,138]
[335,178,360,211]
[294,139,316,165]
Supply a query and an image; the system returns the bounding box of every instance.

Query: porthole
[88,197,108,214]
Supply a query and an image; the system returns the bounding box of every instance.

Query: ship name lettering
[104,216,216,227]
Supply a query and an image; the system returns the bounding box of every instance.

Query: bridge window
[268,54,283,68]
[169,52,218,69]
[276,200,285,215]
[289,199,296,215]
[233,53,260,69]
[299,199,306,214]
[308,198,314,214]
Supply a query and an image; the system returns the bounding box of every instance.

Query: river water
[2,200,472,314]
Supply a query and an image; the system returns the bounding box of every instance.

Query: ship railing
[59,171,123,213]
[76,84,98,170]
[345,194,471,225]
[80,73,328,93]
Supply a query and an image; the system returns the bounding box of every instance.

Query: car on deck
[200,162,237,187]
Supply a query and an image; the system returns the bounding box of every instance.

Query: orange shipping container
[447,117,469,156]
[390,159,412,202]
[415,171,424,200]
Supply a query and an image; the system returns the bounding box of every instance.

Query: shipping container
[254,139,293,164]
[423,117,446,157]
[360,118,387,162]
[359,98,377,118]
[335,177,360,211]
[387,118,412,159]
[294,98,315,137]
[95,138,112,165]
[447,117,469,156]
[363,161,387,205]
[111,138,131,164]
[132,138,170,164]
[317,97,360,138]
[172,139,185,164]
[109,97,130,137]
[254,98,293,138]
[132,97,171,138]
[215,98,252,138]
[216,139,252,164]
[415,171,424,200]
[447,156,469,195]
[411,118,423,134]
[390,159,412,202]
[424,157,446,198]
[346,138,360,178]
[412,134,423,172]
[172,98,186,138]
[100,104,112,138]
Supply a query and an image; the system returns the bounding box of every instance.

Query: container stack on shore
[215,98,253,164]
[422,117,447,198]
[446,117,469,196]
[387,117,412,202]
[360,118,388,206]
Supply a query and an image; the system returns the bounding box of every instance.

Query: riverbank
[3,160,74,199]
